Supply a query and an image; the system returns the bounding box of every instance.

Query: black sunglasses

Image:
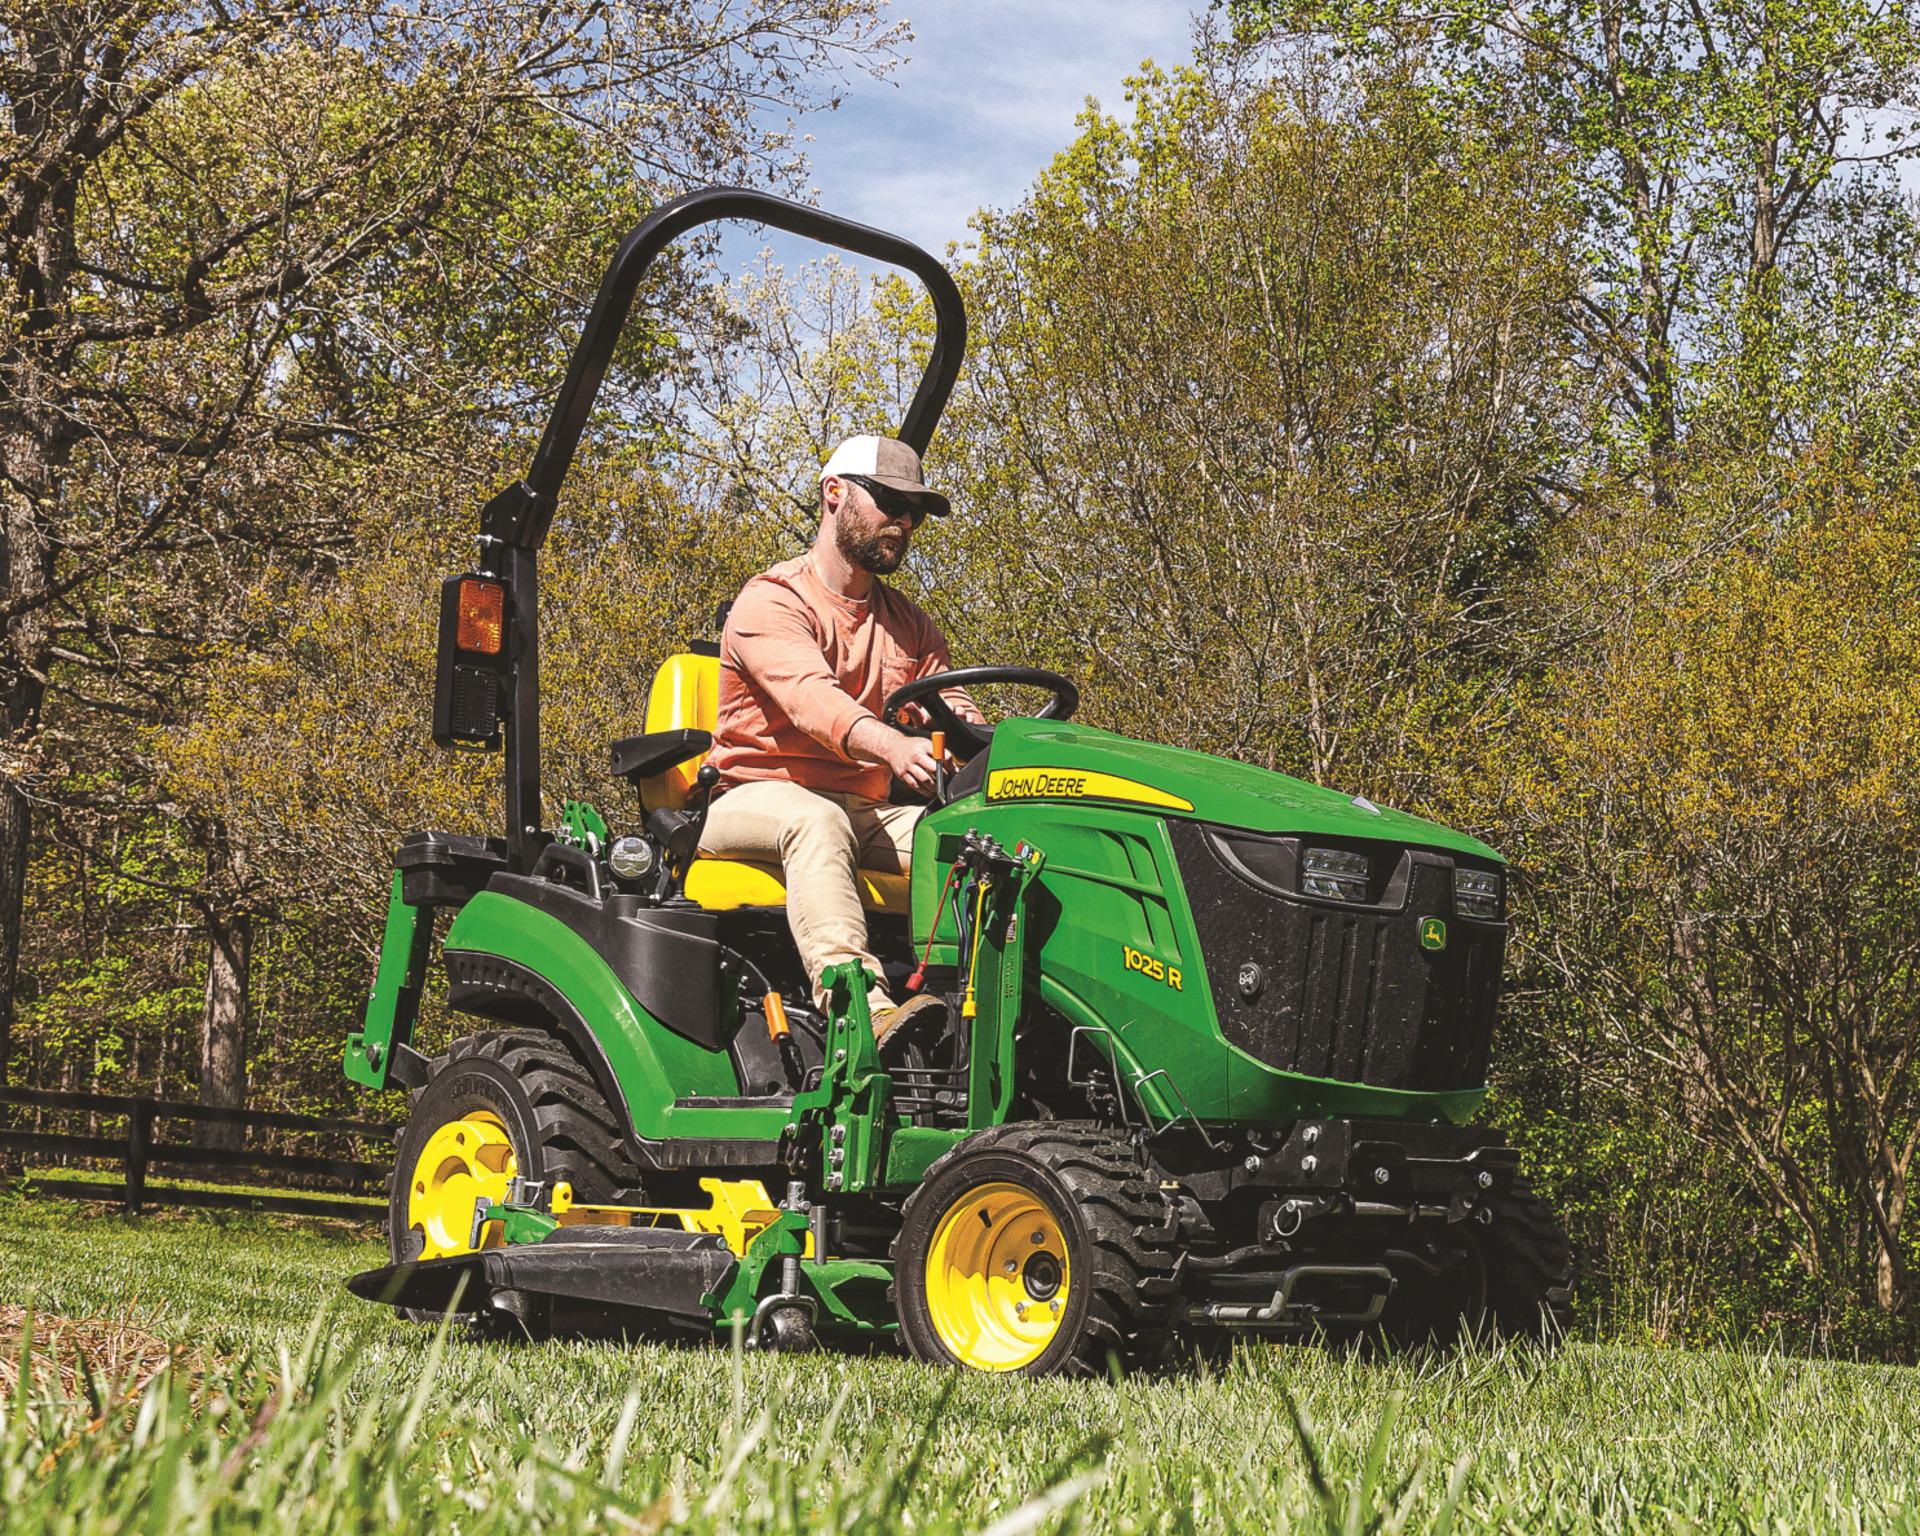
[843,474,927,529]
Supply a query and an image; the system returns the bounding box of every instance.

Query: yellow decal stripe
[986,767,1193,812]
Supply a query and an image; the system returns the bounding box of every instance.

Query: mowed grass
[2,1199,1918,1533]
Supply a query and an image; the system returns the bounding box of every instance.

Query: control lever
[673,763,721,897]
[931,730,946,800]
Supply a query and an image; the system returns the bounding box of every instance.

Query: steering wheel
[882,666,1080,763]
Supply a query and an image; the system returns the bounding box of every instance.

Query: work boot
[871,991,947,1058]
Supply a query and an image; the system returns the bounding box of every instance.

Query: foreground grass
[2,1199,1918,1532]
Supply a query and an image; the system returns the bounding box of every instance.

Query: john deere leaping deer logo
[1419,917,1448,952]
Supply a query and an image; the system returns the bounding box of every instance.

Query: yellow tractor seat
[683,858,911,914]
[635,651,911,915]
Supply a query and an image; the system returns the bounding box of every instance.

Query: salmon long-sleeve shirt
[707,554,982,799]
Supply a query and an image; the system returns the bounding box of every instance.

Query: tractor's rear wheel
[891,1123,1179,1376]
[1378,1188,1573,1349]
[387,1030,642,1309]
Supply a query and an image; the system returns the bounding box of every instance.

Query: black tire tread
[393,1029,642,1217]
[896,1121,1180,1376]
[1481,1186,1574,1339]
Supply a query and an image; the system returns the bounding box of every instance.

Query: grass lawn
[2,1197,1918,1533]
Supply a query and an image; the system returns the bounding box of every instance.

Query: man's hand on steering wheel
[881,666,1080,766]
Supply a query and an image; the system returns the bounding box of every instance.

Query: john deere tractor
[343,187,1572,1373]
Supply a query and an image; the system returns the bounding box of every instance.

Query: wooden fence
[0,1086,395,1220]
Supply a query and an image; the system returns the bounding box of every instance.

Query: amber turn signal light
[456,578,505,655]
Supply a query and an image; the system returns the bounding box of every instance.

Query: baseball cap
[818,434,951,518]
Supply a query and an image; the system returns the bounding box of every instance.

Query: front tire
[892,1123,1179,1376]
[1377,1187,1573,1349]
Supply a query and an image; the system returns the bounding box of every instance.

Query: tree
[0,0,900,1084]
[157,454,777,960]
[1501,464,1920,1328]
[928,42,1583,795]
[1231,0,1920,473]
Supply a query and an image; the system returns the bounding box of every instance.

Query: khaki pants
[698,780,919,1013]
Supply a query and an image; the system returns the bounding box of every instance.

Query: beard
[835,514,908,574]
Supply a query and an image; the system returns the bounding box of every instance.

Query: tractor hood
[980,719,1501,862]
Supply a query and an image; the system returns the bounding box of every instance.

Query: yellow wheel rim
[923,1180,1071,1370]
[406,1110,518,1260]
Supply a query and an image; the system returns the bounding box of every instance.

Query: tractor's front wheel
[387,1030,641,1300]
[892,1123,1179,1376]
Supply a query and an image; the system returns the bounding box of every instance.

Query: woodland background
[3,1,1918,1355]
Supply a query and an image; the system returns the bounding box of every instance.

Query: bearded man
[699,435,982,1046]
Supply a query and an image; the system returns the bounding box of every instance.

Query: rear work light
[456,578,506,654]
[1301,846,1369,902]
[1453,867,1503,920]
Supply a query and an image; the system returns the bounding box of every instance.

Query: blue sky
[717,2,1199,273]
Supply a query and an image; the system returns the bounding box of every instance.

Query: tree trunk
[1876,1165,1906,1314]
[195,827,253,1151]
[0,781,24,1087]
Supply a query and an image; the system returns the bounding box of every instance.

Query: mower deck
[349,1226,734,1332]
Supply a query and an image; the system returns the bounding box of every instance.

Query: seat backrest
[642,652,721,809]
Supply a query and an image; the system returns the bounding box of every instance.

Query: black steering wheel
[882,666,1079,763]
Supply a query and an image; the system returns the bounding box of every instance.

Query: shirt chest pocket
[878,651,919,714]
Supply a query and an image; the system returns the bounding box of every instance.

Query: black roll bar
[480,185,968,552]
[474,186,968,866]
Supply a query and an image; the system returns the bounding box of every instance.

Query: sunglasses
[843,474,928,529]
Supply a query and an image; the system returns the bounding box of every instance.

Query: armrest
[610,728,713,786]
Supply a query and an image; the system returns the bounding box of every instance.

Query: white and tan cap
[819,434,951,517]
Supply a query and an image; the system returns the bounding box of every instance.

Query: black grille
[1168,821,1501,1092]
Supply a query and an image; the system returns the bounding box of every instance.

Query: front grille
[1168,821,1501,1092]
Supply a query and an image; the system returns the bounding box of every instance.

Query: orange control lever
[931,730,947,799]
[764,991,790,1041]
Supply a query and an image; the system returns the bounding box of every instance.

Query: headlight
[1301,847,1369,902]
[608,836,656,880]
[1453,867,1502,919]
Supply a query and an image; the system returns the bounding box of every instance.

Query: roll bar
[477,185,968,552]
[462,187,968,867]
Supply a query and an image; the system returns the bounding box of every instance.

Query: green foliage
[1491,464,1920,1341]
[155,449,777,948]
[1229,0,1920,460]
[929,45,1583,790]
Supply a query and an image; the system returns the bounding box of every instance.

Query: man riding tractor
[346,187,1573,1370]
[700,434,980,1051]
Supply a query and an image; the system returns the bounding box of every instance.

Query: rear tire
[892,1123,1179,1376]
[387,1030,643,1313]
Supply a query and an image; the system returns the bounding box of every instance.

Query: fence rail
[0,1086,395,1220]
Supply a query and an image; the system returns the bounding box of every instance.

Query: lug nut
[1373,1167,1390,1186]
[1303,1126,1321,1145]
[1477,1171,1493,1189]
[1476,1206,1493,1225]
[1031,1230,1045,1245]
[1243,1156,1261,1173]
[1301,1155,1317,1175]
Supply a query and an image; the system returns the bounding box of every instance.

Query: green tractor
[343,187,1572,1374]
